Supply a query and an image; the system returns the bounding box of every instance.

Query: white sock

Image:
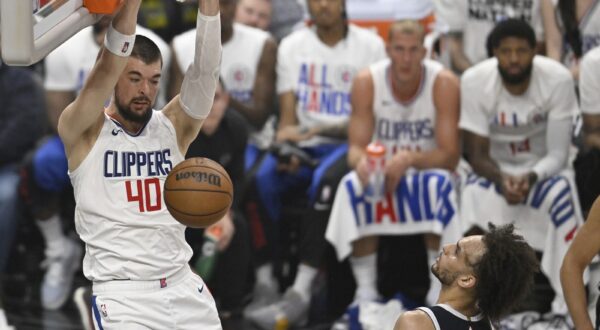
[350,254,379,303]
[292,263,318,303]
[256,264,275,288]
[426,249,441,306]
[36,214,66,257]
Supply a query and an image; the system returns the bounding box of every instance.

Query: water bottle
[364,141,386,203]
[194,226,223,281]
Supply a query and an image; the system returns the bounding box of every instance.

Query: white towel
[326,169,463,261]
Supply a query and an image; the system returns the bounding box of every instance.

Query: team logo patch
[226,64,252,89]
[334,65,356,89]
[160,278,167,288]
[121,42,130,54]
[100,304,108,317]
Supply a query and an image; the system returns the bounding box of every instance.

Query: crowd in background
[1,0,600,329]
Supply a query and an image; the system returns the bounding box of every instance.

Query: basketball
[164,157,233,228]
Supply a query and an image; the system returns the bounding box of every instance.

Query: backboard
[0,0,113,66]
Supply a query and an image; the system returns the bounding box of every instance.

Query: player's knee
[32,139,69,192]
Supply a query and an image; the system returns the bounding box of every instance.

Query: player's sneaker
[330,313,351,330]
[41,237,82,310]
[73,286,93,330]
[245,288,308,330]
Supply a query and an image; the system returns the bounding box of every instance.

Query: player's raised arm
[58,0,141,153]
[163,0,222,155]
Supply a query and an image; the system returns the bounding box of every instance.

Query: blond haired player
[57,0,222,328]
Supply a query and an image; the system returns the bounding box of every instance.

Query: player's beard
[115,94,153,124]
[431,263,457,286]
[498,62,533,85]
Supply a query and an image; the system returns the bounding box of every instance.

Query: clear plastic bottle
[364,141,386,203]
[194,226,223,281]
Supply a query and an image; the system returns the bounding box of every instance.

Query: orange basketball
[164,157,233,228]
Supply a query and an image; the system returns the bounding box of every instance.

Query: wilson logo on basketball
[176,171,221,187]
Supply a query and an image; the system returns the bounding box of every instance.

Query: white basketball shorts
[91,266,221,330]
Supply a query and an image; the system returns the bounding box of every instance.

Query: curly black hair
[473,223,539,322]
[486,19,536,57]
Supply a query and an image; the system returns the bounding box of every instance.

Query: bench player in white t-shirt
[245,0,386,328]
[325,20,461,314]
[460,19,582,315]
[57,0,222,328]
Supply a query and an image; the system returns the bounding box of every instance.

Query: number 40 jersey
[69,111,192,282]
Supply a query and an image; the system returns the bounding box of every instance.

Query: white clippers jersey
[559,1,600,68]
[435,0,543,64]
[44,25,171,108]
[69,112,191,281]
[580,46,600,114]
[277,24,386,147]
[459,56,578,175]
[173,23,273,149]
[370,58,443,159]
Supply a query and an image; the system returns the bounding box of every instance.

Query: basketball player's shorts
[91,266,221,330]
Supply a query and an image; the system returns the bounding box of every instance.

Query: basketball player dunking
[57,0,223,328]
[394,224,539,330]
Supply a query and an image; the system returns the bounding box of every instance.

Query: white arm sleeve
[532,118,572,181]
[179,12,222,120]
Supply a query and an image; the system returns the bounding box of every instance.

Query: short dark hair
[131,35,162,67]
[487,19,536,55]
[473,223,539,321]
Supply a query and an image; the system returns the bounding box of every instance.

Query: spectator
[0,57,46,330]
[325,19,461,312]
[433,0,543,73]
[541,0,600,80]
[184,80,251,328]
[574,46,600,212]
[244,0,386,328]
[235,0,272,31]
[561,195,600,330]
[22,17,170,311]
[459,19,583,315]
